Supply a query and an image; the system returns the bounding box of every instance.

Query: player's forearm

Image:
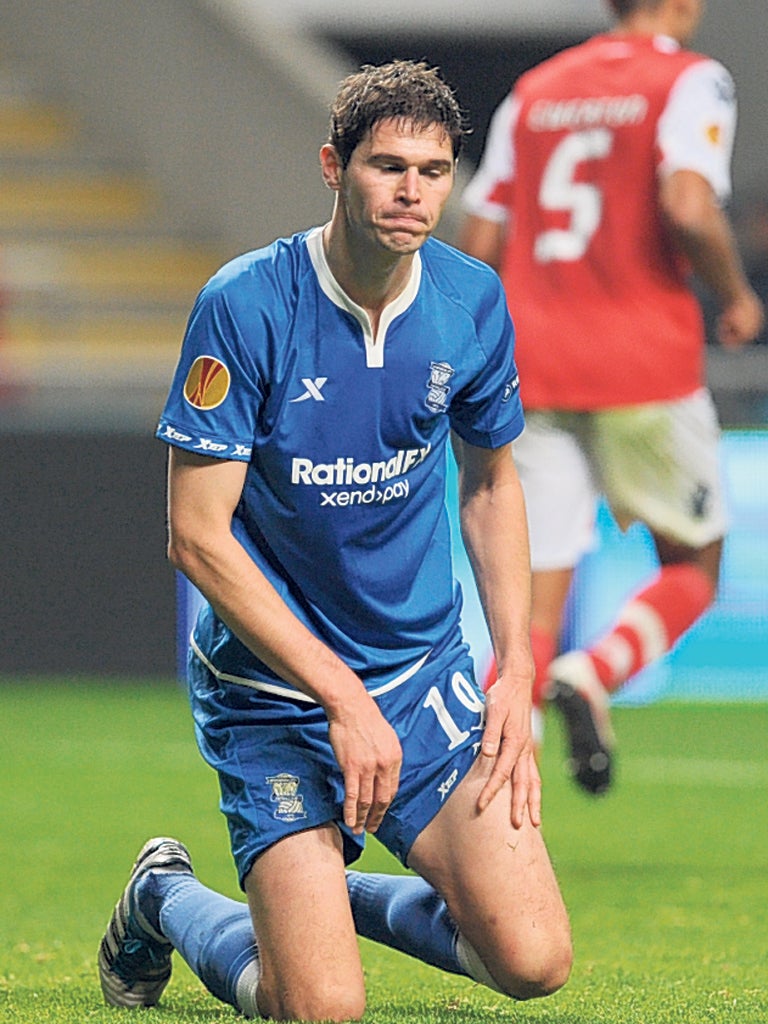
[674,208,750,307]
[458,461,533,693]
[665,199,764,345]
[169,526,368,713]
[457,214,506,271]
[660,170,750,308]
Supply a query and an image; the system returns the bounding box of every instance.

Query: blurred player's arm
[660,169,765,348]
[458,91,517,272]
[458,215,506,271]
[166,446,401,834]
[452,435,539,829]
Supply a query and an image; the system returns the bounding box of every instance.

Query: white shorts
[514,390,728,571]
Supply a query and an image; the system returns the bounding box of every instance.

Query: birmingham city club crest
[425,361,455,413]
[266,772,307,822]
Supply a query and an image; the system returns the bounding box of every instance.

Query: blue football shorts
[187,641,486,888]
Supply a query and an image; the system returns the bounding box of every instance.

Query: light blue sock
[140,866,499,1013]
[142,873,260,1014]
[346,870,469,976]
[346,870,503,991]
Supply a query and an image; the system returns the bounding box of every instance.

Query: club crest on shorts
[183,355,231,410]
[266,772,307,822]
[425,361,455,413]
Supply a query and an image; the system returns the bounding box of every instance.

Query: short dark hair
[328,59,468,168]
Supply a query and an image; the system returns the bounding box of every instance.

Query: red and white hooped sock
[587,563,715,693]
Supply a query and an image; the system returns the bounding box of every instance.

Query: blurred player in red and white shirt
[460,0,764,794]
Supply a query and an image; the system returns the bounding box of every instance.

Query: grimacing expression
[324,118,456,256]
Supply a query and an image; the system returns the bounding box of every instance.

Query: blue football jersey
[157,227,523,696]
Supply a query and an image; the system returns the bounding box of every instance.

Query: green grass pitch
[1,679,766,1023]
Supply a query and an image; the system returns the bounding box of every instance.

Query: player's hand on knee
[477,679,542,829]
[328,695,402,835]
[509,745,542,831]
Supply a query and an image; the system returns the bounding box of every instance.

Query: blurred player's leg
[529,569,573,742]
[548,653,615,795]
[502,415,595,754]
[549,554,716,794]
[549,552,718,793]
[583,560,716,693]
[549,395,726,794]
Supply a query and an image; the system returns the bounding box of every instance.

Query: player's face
[324,119,456,256]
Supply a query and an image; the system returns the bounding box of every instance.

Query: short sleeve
[156,272,264,461]
[461,94,521,224]
[657,59,736,203]
[449,273,524,448]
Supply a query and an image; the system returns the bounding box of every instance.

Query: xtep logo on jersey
[290,377,328,403]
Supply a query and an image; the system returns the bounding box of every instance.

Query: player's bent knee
[459,924,572,1002]
[509,948,572,1001]
[257,974,366,1022]
[505,937,573,999]
[259,991,366,1022]
[493,931,573,1001]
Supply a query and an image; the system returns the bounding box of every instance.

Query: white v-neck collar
[306,225,422,368]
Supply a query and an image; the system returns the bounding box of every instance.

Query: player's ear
[320,144,343,191]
